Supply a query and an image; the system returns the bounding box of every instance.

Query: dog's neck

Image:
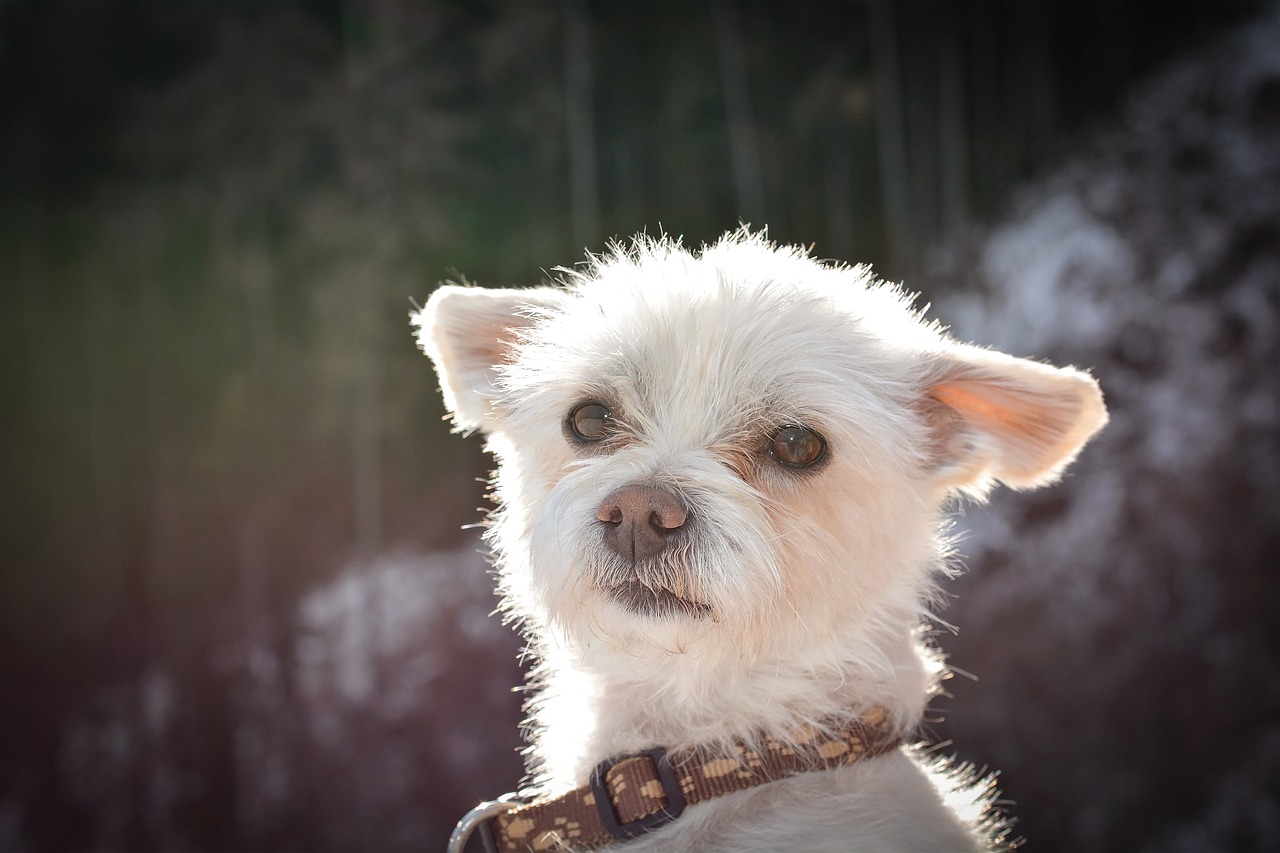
[524,608,936,793]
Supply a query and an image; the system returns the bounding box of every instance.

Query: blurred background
[2,1,1277,851]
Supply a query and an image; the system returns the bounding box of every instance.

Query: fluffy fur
[415,230,1107,851]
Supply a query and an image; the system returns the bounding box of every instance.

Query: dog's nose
[596,484,687,562]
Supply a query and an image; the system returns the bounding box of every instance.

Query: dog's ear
[922,344,1108,493]
[413,284,568,433]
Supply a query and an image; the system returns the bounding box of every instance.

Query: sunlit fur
[415,229,1107,851]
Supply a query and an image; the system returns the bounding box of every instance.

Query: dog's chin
[602,581,713,620]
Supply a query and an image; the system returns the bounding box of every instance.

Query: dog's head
[415,232,1106,655]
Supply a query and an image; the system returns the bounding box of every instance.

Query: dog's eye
[568,402,612,442]
[769,425,827,469]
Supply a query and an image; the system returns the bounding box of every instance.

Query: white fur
[415,230,1107,851]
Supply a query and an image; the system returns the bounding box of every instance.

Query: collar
[449,707,902,852]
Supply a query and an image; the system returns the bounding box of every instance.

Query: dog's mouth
[603,581,713,619]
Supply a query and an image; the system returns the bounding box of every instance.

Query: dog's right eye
[568,402,612,442]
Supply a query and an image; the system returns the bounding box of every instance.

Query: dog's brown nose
[596,484,687,562]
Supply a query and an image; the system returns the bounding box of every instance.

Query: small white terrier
[418,231,1107,852]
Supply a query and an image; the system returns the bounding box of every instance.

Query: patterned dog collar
[449,707,902,852]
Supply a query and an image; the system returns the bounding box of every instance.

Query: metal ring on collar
[447,793,523,853]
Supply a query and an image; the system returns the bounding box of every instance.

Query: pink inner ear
[924,357,1107,490]
[417,285,571,432]
[460,321,518,373]
[932,383,1019,431]
[930,381,1061,446]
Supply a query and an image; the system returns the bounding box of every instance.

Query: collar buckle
[589,747,687,840]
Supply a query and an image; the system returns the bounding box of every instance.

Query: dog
[417,230,1107,852]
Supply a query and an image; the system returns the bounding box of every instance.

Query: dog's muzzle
[593,483,712,618]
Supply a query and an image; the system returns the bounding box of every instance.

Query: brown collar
[449,707,901,852]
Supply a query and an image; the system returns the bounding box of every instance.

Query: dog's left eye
[568,402,613,442]
[769,425,827,469]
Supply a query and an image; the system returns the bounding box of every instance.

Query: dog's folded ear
[922,344,1108,493]
[413,285,568,433]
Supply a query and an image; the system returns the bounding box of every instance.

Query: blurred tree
[712,0,766,226]
[869,1,912,269]
[563,0,601,250]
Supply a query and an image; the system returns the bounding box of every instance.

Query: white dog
[419,230,1107,852]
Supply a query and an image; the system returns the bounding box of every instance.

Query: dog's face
[416,233,1106,656]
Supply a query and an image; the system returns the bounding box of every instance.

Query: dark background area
[2,2,1276,851]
